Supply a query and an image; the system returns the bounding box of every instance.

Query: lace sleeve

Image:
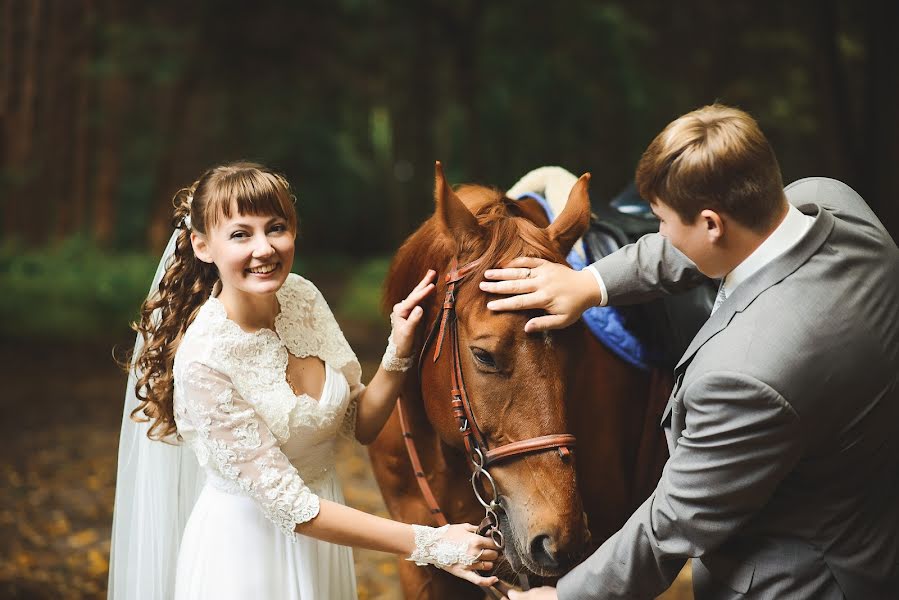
[338,382,366,441]
[180,361,320,536]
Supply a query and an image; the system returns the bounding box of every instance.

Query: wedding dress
[170,273,363,599]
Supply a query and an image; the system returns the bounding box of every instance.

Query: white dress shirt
[720,204,813,298]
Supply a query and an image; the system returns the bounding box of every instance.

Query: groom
[482,105,899,599]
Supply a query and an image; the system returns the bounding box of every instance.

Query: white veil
[108,229,205,599]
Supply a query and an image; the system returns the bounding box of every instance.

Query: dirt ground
[0,316,691,599]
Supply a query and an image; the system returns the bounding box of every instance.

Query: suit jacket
[557,178,899,599]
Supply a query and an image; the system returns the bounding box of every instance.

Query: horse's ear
[434,161,481,242]
[546,173,591,256]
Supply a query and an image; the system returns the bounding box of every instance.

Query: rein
[395,258,577,594]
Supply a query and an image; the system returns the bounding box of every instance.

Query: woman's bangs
[207,174,297,230]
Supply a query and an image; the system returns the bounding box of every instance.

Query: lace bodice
[173,274,364,537]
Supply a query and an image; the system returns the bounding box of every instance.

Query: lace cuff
[382,333,414,372]
[406,524,477,569]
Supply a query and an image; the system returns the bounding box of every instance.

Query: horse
[368,162,670,598]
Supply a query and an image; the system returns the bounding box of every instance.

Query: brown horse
[369,163,670,598]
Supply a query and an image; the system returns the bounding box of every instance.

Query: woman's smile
[246,262,280,276]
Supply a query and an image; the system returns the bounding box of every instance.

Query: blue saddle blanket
[516,192,651,371]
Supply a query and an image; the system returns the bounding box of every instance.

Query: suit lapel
[660,371,683,425]
[672,298,739,376]
[673,205,835,374]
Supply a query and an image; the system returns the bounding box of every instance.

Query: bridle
[396,257,577,593]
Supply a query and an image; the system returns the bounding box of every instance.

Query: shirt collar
[723,204,814,297]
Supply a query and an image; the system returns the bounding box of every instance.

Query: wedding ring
[475,549,485,560]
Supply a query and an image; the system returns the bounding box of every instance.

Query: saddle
[583,184,716,368]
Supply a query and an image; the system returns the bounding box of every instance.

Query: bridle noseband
[396,257,577,592]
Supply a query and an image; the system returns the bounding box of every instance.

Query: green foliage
[337,256,391,324]
[0,236,157,340]
[0,237,389,340]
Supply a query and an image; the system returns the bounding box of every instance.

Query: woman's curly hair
[129,162,297,441]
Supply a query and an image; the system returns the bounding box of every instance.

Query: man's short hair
[635,104,785,232]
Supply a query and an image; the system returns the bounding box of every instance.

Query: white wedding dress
[170,273,363,599]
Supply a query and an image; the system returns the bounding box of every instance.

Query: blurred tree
[0,0,895,256]
[859,0,898,233]
[2,0,42,241]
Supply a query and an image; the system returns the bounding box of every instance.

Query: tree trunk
[860,0,899,240]
[70,1,95,237]
[92,0,126,246]
[448,1,484,181]
[384,2,438,247]
[45,0,76,242]
[809,0,856,184]
[2,0,42,241]
[147,76,196,251]
[0,0,11,165]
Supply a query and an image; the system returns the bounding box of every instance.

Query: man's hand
[506,585,558,600]
[480,257,602,332]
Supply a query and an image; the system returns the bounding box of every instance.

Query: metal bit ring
[471,468,499,509]
[490,527,504,549]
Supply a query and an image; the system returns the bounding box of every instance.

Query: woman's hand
[389,270,436,358]
[410,523,502,587]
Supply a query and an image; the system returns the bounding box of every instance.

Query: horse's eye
[471,347,496,368]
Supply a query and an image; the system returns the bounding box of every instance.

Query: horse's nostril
[529,534,560,570]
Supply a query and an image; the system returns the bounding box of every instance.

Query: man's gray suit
[557,178,899,599]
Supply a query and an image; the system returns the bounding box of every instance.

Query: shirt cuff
[586,264,608,307]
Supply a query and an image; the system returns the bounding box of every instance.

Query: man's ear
[191,232,214,263]
[700,209,725,243]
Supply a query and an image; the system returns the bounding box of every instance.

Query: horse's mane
[383,185,562,313]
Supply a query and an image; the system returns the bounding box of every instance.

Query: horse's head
[391,162,592,577]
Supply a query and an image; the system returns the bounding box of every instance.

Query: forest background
[2,0,897,339]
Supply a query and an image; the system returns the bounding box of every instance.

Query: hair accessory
[181,194,194,230]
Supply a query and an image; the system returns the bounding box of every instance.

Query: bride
[108,162,499,599]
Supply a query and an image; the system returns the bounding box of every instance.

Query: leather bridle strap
[396,396,448,526]
[432,259,482,363]
[484,434,576,465]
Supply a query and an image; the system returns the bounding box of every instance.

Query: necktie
[710,280,727,315]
